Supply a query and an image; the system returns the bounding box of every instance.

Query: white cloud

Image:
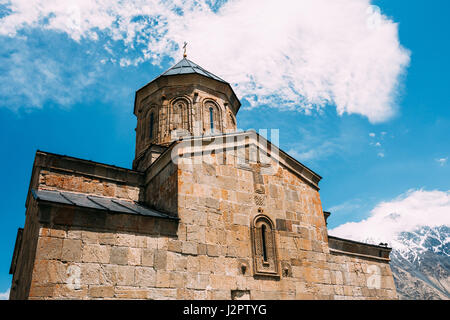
[0,288,10,300]
[436,157,448,166]
[329,189,450,246]
[369,132,376,137]
[287,139,343,163]
[328,200,362,214]
[377,152,384,157]
[0,0,410,121]
[0,37,100,110]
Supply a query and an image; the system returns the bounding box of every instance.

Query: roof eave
[134,73,241,115]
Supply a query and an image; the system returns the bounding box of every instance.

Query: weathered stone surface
[61,239,82,262]
[135,267,156,287]
[81,244,110,264]
[116,265,135,286]
[109,246,128,265]
[36,237,63,260]
[89,285,115,298]
[182,241,198,255]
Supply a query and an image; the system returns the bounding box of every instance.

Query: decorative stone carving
[251,214,279,277]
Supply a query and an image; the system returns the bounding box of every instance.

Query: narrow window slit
[261,224,268,262]
[209,107,214,131]
[149,113,154,139]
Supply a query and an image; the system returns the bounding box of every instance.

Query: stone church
[9,55,398,300]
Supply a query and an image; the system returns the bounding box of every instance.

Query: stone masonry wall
[15,150,397,300]
[145,160,178,216]
[26,203,179,300]
[170,147,397,299]
[38,170,140,201]
[9,200,40,300]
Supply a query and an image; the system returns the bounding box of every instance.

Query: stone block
[32,259,67,285]
[115,233,136,247]
[169,272,187,288]
[197,243,207,255]
[89,285,114,298]
[135,235,148,248]
[156,270,171,288]
[36,237,63,260]
[109,246,128,265]
[205,197,220,210]
[98,232,115,246]
[236,192,253,205]
[81,244,110,264]
[157,237,169,250]
[81,263,100,285]
[154,250,167,270]
[186,255,200,273]
[99,264,118,285]
[233,214,249,226]
[81,230,99,244]
[206,244,220,257]
[147,288,177,300]
[114,286,148,299]
[186,225,205,242]
[128,247,141,266]
[53,284,89,299]
[116,265,135,286]
[182,241,198,255]
[61,239,82,262]
[66,229,82,240]
[142,249,155,267]
[186,273,210,290]
[28,284,55,298]
[135,267,156,287]
[168,240,182,253]
[210,275,236,290]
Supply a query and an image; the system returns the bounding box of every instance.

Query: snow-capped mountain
[389,225,449,300]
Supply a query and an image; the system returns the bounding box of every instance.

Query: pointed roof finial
[183,41,187,58]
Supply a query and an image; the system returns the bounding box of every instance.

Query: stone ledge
[328,248,390,263]
[327,236,391,261]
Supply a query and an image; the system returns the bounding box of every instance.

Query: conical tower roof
[158,58,228,83]
[134,56,240,115]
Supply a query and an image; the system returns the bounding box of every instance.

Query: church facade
[9,58,398,300]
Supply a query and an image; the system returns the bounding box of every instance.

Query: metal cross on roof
[183,41,187,58]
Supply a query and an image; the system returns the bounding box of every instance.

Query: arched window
[252,215,279,276]
[261,224,268,261]
[228,112,236,129]
[170,98,191,134]
[149,112,154,140]
[204,101,221,134]
[209,107,214,131]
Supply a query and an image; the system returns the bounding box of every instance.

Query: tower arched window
[170,98,191,134]
[209,107,214,131]
[149,112,154,140]
[204,101,221,134]
[252,215,279,276]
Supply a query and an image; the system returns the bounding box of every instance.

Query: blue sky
[0,0,449,295]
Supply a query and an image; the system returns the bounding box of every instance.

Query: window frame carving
[145,104,158,143]
[169,96,192,134]
[251,214,280,277]
[202,99,222,134]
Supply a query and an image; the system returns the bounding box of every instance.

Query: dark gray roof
[31,189,177,220]
[159,58,228,83]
